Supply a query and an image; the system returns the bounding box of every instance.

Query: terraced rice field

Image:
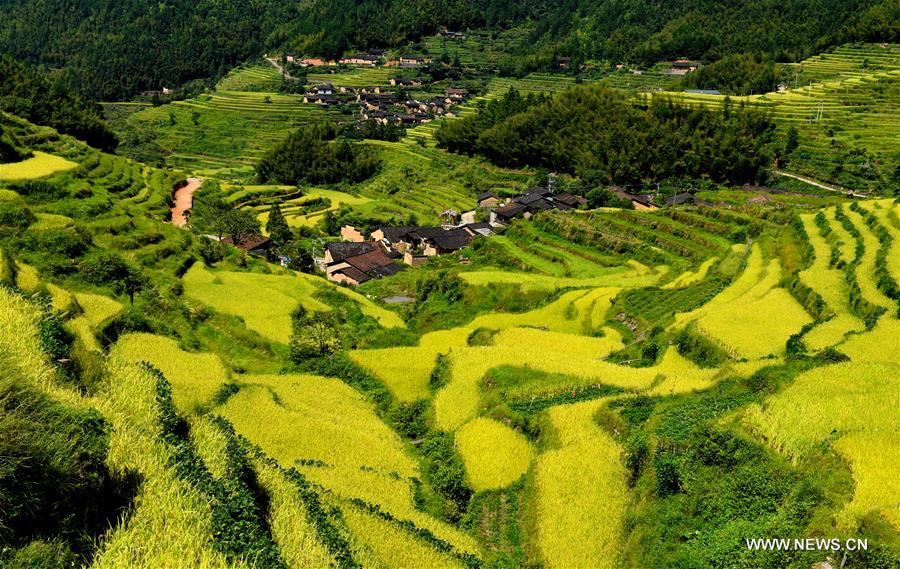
[535,398,627,569]
[308,67,395,87]
[121,90,342,178]
[637,44,900,192]
[216,63,284,92]
[672,245,812,358]
[456,417,535,490]
[67,293,123,351]
[112,333,230,413]
[0,151,77,180]
[182,264,329,343]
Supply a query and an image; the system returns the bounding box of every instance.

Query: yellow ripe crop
[839,316,900,363]
[67,293,123,352]
[844,205,893,309]
[0,285,54,386]
[112,333,229,413]
[743,361,899,459]
[459,267,666,291]
[183,264,328,343]
[299,464,481,556]
[253,459,336,568]
[216,374,417,476]
[341,503,469,569]
[823,208,855,264]
[349,346,436,401]
[328,283,406,328]
[92,359,231,569]
[662,256,717,289]
[695,286,812,359]
[833,432,900,532]
[456,417,535,491]
[535,398,627,569]
[0,151,77,180]
[673,245,811,358]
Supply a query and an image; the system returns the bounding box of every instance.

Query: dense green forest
[437,86,776,186]
[0,57,117,151]
[0,0,896,100]
[256,124,381,186]
[678,54,783,96]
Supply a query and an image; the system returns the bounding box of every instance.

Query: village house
[438,30,466,40]
[222,234,272,257]
[491,203,526,224]
[421,228,472,256]
[324,242,402,285]
[445,88,468,102]
[340,225,365,242]
[390,77,423,87]
[340,54,381,66]
[339,85,381,95]
[399,55,432,68]
[477,191,501,208]
[304,94,340,106]
[670,60,701,75]
[310,83,334,95]
[612,188,658,210]
[556,56,572,70]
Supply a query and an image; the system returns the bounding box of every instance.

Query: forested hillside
[0,57,117,151]
[437,86,776,186]
[0,0,896,100]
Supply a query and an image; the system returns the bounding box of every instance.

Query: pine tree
[265,203,293,249]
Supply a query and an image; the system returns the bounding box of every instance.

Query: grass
[112,333,230,413]
[183,264,328,344]
[0,151,77,180]
[535,398,627,569]
[456,417,534,491]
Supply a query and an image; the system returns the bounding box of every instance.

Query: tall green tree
[265,203,293,250]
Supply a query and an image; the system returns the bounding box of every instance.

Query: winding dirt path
[170,177,202,227]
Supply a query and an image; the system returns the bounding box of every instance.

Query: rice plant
[113,333,230,413]
[0,151,77,180]
[456,417,534,491]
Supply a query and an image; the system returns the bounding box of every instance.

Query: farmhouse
[222,234,272,257]
[340,54,381,66]
[670,60,701,74]
[324,241,402,285]
[390,77,423,87]
[399,55,432,67]
[491,203,527,224]
[477,191,501,208]
[438,30,466,40]
[556,56,572,69]
[310,83,334,95]
[612,188,658,210]
[445,88,468,102]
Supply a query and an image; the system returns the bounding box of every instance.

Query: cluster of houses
[284,52,434,69]
[324,222,492,285]
[481,186,587,224]
[300,81,469,127]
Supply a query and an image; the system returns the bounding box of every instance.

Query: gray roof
[326,241,376,262]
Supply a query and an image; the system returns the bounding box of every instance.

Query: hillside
[0,0,896,100]
[2,99,899,567]
[0,4,899,566]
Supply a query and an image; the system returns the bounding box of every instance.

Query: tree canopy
[438,85,776,186]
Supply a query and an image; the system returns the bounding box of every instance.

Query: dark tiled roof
[522,186,551,196]
[377,226,424,243]
[664,193,694,206]
[554,193,586,206]
[494,203,525,219]
[515,192,547,206]
[407,227,449,240]
[326,241,376,262]
[223,234,271,251]
[427,230,472,251]
[333,265,370,283]
[477,191,498,201]
[344,249,396,272]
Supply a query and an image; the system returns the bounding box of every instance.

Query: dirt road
[170,177,202,227]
